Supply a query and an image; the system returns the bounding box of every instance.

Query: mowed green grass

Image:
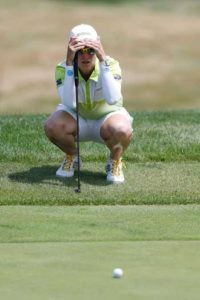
[1,241,200,300]
[0,205,200,300]
[1,205,200,243]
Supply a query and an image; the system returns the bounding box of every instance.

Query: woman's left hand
[83,37,106,62]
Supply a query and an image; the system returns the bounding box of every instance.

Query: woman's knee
[44,112,76,139]
[44,118,59,139]
[102,122,132,140]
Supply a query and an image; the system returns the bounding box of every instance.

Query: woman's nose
[81,53,91,59]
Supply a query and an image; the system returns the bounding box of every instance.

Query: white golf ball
[112,268,123,278]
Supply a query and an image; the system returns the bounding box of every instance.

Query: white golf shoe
[56,154,81,178]
[105,157,125,183]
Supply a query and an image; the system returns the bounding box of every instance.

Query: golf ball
[113,268,123,278]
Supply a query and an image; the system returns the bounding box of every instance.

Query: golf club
[74,51,81,193]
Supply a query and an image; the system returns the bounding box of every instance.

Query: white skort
[56,103,133,143]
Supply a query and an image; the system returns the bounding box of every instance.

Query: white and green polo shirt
[55,56,123,120]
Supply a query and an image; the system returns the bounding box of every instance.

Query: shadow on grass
[8,165,107,186]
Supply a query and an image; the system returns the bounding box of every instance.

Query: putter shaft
[74,53,81,193]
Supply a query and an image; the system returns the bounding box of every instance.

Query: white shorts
[56,104,133,143]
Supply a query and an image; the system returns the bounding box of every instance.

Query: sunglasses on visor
[78,47,95,55]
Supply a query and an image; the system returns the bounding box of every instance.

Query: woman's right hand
[66,38,85,66]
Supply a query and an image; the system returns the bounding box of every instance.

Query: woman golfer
[44,24,133,183]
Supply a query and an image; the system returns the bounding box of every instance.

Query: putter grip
[74,52,79,87]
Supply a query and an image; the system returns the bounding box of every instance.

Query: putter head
[74,187,81,193]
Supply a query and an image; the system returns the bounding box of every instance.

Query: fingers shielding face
[66,38,86,64]
[68,38,85,53]
[82,37,106,61]
[66,37,105,64]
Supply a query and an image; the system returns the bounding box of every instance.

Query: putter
[73,52,81,193]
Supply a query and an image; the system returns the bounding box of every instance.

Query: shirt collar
[79,59,99,82]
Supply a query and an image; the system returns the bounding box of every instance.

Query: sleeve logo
[67,69,74,76]
[114,74,121,80]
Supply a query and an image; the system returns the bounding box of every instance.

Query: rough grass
[0,110,199,164]
[1,161,200,205]
[0,110,199,205]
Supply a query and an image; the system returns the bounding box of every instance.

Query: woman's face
[77,47,96,76]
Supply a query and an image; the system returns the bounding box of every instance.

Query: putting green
[1,205,200,299]
[0,241,200,300]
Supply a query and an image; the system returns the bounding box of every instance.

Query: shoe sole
[56,172,74,178]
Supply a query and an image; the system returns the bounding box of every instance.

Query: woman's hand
[66,38,85,65]
[82,37,107,62]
